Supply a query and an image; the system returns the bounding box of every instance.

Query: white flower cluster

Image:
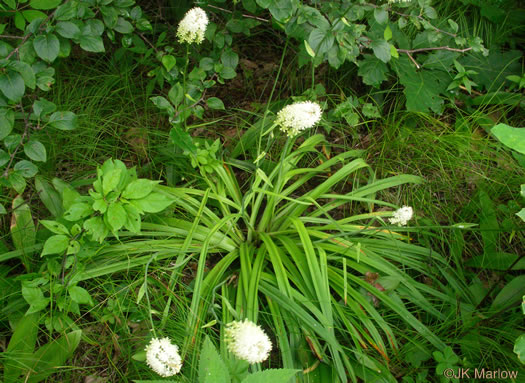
[275,101,322,137]
[388,0,411,3]
[145,337,183,377]
[225,319,272,364]
[177,7,209,44]
[389,206,413,226]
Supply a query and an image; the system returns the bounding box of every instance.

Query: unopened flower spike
[389,206,413,226]
[225,319,272,364]
[145,337,183,377]
[177,7,209,44]
[275,101,322,137]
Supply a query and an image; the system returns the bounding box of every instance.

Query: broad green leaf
[33,99,57,118]
[370,39,391,63]
[42,234,69,256]
[393,56,449,114]
[83,216,107,243]
[33,34,60,62]
[102,169,122,195]
[122,179,155,199]
[515,334,525,364]
[161,55,176,71]
[114,17,133,34]
[30,0,62,10]
[8,171,27,193]
[40,220,69,235]
[0,71,25,102]
[206,97,225,110]
[64,202,93,221]
[24,140,47,162]
[169,126,197,155]
[68,286,93,305]
[79,35,105,52]
[130,192,173,213]
[384,25,392,41]
[358,55,388,87]
[107,202,127,231]
[150,96,174,115]
[3,313,39,383]
[0,108,15,139]
[35,176,63,217]
[23,330,82,383]
[22,10,47,22]
[198,336,230,383]
[221,49,239,69]
[21,286,49,313]
[374,8,388,25]
[48,111,77,130]
[10,195,36,270]
[56,21,81,39]
[14,160,38,178]
[123,203,141,233]
[491,275,525,311]
[308,28,334,56]
[491,124,525,155]
[517,208,525,222]
[168,83,183,106]
[241,369,300,383]
[10,61,36,90]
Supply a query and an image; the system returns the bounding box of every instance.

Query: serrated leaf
[393,56,449,114]
[370,39,391,63]
[33,34,60,62]
[24,140,47,162]
[358,54,388,87]
[241,369,300,383]
[198,336,230,383]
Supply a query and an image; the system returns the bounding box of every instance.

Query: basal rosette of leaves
[76,134,460,382]
[0,0,152,212]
